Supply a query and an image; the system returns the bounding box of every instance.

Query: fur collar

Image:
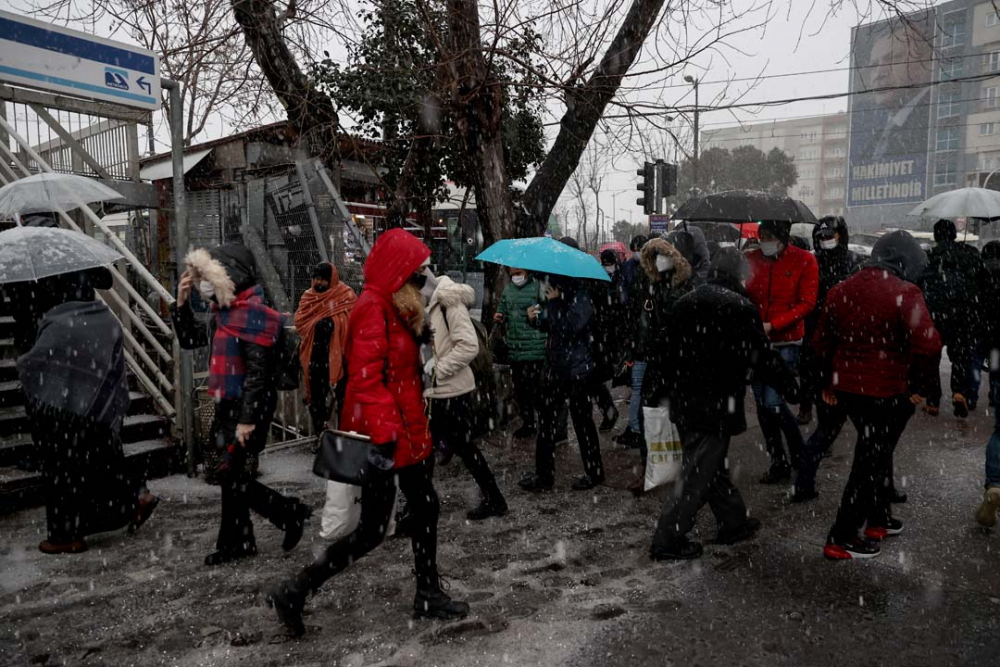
[640,238,692,288]
[185,248,237,307]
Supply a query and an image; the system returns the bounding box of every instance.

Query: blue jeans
[752,345,804,469]
[987,378,1000,488]
[629,361,648,432]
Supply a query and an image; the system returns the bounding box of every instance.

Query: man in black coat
[649,249,798,560]
[921,219,985,417]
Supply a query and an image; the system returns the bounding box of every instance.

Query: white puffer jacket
[425,276,478,399]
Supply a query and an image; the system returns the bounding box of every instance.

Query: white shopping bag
[319,481,400,541]
[643,405,683,492]
[320,481,362,540]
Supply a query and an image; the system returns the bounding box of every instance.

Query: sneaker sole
[975,489,1000,527]
[823,544,881,560]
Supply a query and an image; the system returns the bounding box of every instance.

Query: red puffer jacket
[340,229,432,469]
[746,244,819,343]
[812,267,942,398]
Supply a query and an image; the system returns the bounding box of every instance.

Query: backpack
[441,308,498,438]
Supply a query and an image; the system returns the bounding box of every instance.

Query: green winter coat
[498,277,547,363]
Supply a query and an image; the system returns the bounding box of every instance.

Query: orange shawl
[294,266,357,401]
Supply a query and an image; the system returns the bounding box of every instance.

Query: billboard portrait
[847,12,935,207]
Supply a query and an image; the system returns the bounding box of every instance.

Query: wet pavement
[1,380,999,666]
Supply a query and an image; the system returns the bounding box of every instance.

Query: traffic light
[636,162,656,214]
[659,161,677,198]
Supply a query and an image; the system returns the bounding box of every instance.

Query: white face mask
[655,255,673,273]
[603,265,616,276]
[819,238,838,250]
[511,275,526,287]
[760,241,781,257]
[199,280,216,298]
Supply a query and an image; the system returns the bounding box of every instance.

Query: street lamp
[684,75,700,193]
[619,208,633,225]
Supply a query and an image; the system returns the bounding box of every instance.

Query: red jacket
[340,229,432,468]
[746,245,819,343]
[812,267,942,398]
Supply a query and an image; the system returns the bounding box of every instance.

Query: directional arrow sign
[136,75,152,95]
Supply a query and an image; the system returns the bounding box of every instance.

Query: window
[799,147,819,160]
[982,122,999,136]
[940,59,964,81]
[824,186,845,200]
[941,20,966,47]
[987,51,1000,73]
[985,86,999,110]
[989,12,999,27]
[824,166,844,179]
[799,167,817,180]
[799,127,821,143]
[934,162,957,187]
[937,126,960,151]
[826,146,846,158]
[938,91,962,118]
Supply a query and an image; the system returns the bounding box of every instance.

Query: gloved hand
[368,441,396,471]
[423,357,436,377]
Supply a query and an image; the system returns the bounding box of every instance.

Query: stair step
[0,437,181,515]
[0,380,22,408]
[0,359,16,382]
[0,316,13,340]
[0,405,27,438]
[122,413,171,442]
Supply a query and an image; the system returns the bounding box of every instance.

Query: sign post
[649,214,670,236]
[0,10,160,110]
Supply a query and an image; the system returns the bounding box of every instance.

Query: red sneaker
[823,536,880,560]
[863,518,903,541]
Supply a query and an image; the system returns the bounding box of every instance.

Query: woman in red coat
[268,229,468,637]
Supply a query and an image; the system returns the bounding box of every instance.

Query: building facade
[700,112,849,219]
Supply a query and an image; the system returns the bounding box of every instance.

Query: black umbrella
[672,190,818,224]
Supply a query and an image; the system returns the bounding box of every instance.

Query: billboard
[847,12,935,208]
[0,10,159,110]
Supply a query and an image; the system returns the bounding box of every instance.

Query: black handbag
[312,429,395,486]
[276,326,302,391]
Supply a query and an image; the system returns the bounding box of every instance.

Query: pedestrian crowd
[14,217,1000,638]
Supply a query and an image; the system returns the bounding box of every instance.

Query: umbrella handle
[13,213,22,227]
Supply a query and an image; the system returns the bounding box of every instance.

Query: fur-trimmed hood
[429,275,475,311]
[640,238,692,287]
[185,244,257,308]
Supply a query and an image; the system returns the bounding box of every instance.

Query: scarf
[294,267,357,401]
[209,285,285,401]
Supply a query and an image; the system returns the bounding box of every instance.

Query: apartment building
[700,112,849,218]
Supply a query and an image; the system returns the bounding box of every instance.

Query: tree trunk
[520,0,666,235]
[231,0,342,185]
[443,0,516,324]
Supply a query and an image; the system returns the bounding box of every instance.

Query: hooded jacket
[745,242,819,343]
[340,229,432,467]
[813,231,942,398]
[920,219,985,337]
[426,275,478,399]
[811,217,864,308]
[658,249,788,436]
[172,244,280,431]
[980,241,1000,358]
[497,276,547,363]
[665,225,711,285]
[628,239,693,364]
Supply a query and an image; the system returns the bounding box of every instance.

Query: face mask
[819,238,838,251]
[412,271,428,289]
[603,265,616,276]
[760,241,781,257]
[314,283,329,293]
[511,275,526,287]
[655,255,673,273]
[199,280,215,299]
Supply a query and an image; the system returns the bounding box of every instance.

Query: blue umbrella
[475,237,610,282]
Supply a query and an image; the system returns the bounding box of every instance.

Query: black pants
[795,397,849,494]
[308,373,347,435]
[536,373,603,482]
[928,331,978,408]
[34,410,138,542]
[829,393,914,542]
[592,381,615,418]
[292,458,439,595]
[511,361,543,428]
[651,428,749,549]
[212,400,296,554]
[431,394,504,504]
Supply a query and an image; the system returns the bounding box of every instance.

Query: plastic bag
[643,405,683,491]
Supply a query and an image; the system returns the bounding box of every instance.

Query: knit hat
[759,220,792,245]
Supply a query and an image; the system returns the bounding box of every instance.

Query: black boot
[282,501,313,552]
[598,406,619,432]
[466,495,508,521]
[204,542,257,566]
[266,579,308,638]
[413,578,470,621]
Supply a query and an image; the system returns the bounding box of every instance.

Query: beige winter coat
[425,276,478,399]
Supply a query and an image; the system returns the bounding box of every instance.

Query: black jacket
[981,265,1000,359]
[921,240,985,336]
[659,276,798,436]
[590,272,627,374]
[532,287,595,381]
[171,300,277,428]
